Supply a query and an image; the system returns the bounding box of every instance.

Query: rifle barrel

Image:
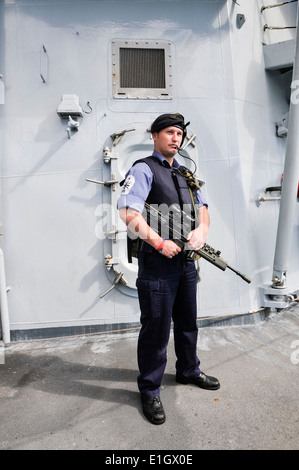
[227,265,252,284]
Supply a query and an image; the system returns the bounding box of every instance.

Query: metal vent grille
[112,40,173,100]
[120,48,166,89]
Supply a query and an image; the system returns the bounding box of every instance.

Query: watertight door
[96,121,199,298]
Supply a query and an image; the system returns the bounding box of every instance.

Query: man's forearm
[119,207,181,258]
[198,205,210,241]
[119,207,162,249]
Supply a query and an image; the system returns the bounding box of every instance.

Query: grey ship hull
[0,0,299,341]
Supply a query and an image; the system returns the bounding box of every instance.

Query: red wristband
[156,238,165,253]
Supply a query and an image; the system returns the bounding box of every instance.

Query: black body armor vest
[132,156,196,253]
[134,156,194,209]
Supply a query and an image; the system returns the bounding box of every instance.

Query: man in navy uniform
[117,113,220,425]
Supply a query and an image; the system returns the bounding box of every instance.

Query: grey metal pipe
[0,76,9,342]
[0,249,10,344]
[272,5,299,287]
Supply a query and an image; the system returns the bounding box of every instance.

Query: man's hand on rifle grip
[161,240,181,259]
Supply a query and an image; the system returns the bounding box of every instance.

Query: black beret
[151,113,190,145]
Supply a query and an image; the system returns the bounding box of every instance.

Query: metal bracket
[104,254,119,271]
[261,2,298,13]
[103,147,112,163]
[257,194,281,205]
[104,225,127,242]
[110,128,135,146]
[40,44,48,83]
[100,269,128,298]
[181,133,196,150]
[261,284,297,308]
[264,24,296,31]
[276,112,289,138]
[257,185,282,206]
[86,174,118,191]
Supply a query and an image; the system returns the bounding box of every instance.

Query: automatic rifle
[143,202,252,284]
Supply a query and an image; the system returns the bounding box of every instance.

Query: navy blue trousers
[136,250,201,399]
